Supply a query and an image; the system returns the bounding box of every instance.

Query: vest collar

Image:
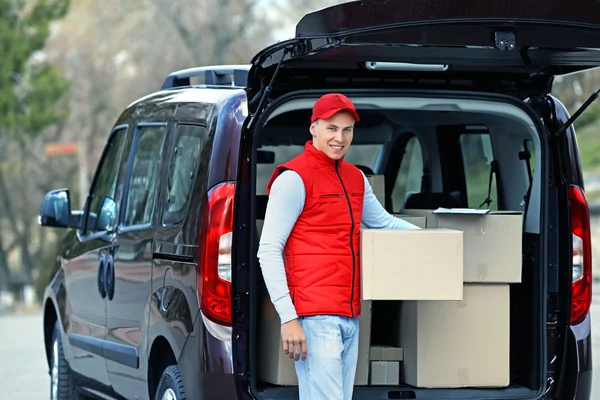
[304,140,345,167]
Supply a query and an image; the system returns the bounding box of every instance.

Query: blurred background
[0,0,352,308]
[0,1,599,397]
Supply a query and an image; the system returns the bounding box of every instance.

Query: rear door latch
[494,31,516,51]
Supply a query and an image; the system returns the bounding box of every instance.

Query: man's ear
[310,122,317,137]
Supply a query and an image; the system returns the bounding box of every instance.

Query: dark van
[39,1,594,399]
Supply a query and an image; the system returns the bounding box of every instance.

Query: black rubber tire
[155,365,187,400]
[50,321,85,400]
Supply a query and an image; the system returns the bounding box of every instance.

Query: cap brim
[315,107,360,123]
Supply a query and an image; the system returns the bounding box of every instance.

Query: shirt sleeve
[257,170,305,324]
[360,172,422,230]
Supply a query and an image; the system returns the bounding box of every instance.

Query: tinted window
[165,125,207,217]
[459,133,498,210]
[85,128,128,235]
[392,137,423,212]
[123,125,166,227]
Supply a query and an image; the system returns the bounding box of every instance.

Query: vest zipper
[335,160,356,318]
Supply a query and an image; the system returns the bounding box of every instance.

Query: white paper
[433,207,491,215]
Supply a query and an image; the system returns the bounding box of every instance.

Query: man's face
[310,111,355,160]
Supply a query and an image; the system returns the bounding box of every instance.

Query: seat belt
[479,160,499,208]
[420,167,431,193]
[519,140,533,207]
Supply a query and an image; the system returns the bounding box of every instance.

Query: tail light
[198,182,236,326]
[569,185,592,325]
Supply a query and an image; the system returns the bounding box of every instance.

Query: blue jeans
[295,315,360,400]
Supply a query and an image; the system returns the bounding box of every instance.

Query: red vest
[266,141,364,318]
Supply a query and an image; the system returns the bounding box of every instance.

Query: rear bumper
[178,311,240,399]
[559,312,592,399]
[573,314,593,400]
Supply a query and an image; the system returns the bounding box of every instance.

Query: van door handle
[105,254,115,301]
[97,253,107,298]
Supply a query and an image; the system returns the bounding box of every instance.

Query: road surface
[1,291,599,399]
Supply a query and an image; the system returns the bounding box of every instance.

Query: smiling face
[309,111,355,160]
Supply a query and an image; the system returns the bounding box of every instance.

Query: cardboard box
[370,346,404,361]
[393,215,427,229]
[360,229,463,301]
[400,284,510,388]
[361,215,426,230]
[355,301,373,385]
[370,361,400,385]
[400,209,523,283]
[432,209,522,283]
[257,298,373,385]
[400,209,441,226]
[366,175,385,206]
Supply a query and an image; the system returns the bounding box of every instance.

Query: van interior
[249,93,547,399]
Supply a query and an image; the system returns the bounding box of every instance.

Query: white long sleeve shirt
[257,169,421,324]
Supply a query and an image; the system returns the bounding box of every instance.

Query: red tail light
[198,182,235,326]
[569,185,592,325]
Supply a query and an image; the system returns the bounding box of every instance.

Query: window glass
[255,144,382,196]
[166,125,207,215]
[124,125,165,227]
[391,137,423,211]
[85,128,128,235]
[459,133,498,210]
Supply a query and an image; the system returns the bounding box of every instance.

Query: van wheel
[50,321,85,400]
[155,365,186,400]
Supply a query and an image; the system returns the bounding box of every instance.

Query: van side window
[164,124,207,220]
[85,128,128,235]
[459,133,498,210]
[123,125,166,227]
[392,136,423,212]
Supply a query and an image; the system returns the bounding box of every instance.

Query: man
[258,93,420,400]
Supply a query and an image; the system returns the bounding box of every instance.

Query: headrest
[355,164,375,176]
[404,192,462,210]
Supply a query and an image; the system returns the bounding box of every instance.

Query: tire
[155,365,187,400]
[50,321,85,400]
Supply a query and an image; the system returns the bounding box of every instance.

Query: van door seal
[555,88,600,136]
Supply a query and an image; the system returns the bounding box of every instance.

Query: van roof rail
[160,65,251,90]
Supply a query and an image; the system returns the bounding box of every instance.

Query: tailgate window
[459,133,498,210]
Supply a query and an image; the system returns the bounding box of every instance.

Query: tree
[0,0,71,289]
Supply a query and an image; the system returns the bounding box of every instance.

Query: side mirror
[96,196,118,232]
[39,189,72,228]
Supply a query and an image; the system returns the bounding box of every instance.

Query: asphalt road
[1,291,599,400]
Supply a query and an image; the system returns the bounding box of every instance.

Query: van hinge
[520,47,546,78]
[246,46,291,131]
[494,31,515,51]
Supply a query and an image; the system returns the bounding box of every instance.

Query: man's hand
[281,319,307,361]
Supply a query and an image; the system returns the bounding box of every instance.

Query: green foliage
[574,121,600,173]
[572,102,600,131]
[0,0,70,138]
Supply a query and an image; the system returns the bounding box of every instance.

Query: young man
[258,93,420,400]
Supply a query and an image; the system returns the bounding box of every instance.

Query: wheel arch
[148,335,177,400]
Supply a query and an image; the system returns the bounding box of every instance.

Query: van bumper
[559,312,592,400]
[178,311,240,399]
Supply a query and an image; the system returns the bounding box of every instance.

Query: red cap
[311,93,360,124]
